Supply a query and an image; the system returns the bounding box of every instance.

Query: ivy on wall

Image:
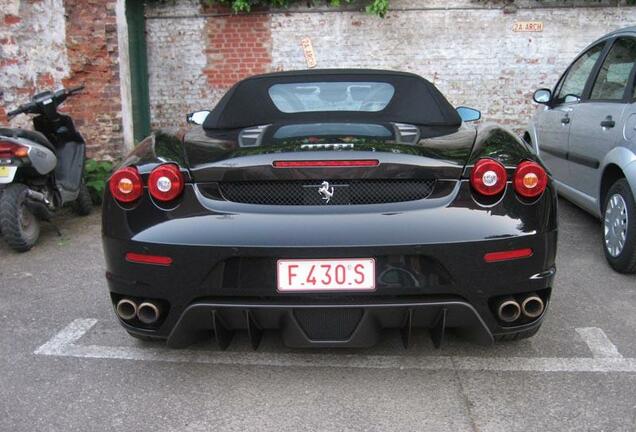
[201,0,390,17]
[200,0,636,17]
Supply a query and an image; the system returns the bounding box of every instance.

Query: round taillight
[470,158,507,196]
[148,164,184,202]
[109,167,143,203]
[514,161,548,198]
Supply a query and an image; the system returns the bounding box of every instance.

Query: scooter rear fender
[0,135,57,175]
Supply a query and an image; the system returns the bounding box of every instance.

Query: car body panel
[527,28,636,217]
[104,70,557,348]
[533,104,573,183]
[569,102,627,197]
[603,149,636,201]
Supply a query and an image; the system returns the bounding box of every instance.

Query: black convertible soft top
[202,69,462,130]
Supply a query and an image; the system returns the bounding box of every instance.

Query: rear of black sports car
[102,70,557,349]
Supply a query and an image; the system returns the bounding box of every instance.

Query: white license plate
[277,258,375,292]
[0,166,17,184]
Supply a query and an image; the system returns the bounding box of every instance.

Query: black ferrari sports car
[102,69,557,349]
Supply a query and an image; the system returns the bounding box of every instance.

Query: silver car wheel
[604,193,629,257]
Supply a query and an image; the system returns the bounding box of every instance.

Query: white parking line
[34,319,636,373]
[576,327,624,359]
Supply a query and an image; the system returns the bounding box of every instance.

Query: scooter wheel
[0,183,40,252]
[72,180,93,216]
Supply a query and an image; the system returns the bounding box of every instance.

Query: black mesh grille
[219,179,436,205]
[294,308,364,340]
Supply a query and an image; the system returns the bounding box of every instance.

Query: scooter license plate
[0,166,17,184]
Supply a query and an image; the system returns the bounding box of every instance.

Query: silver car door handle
[561,115,570,125]
[600,116,615,128]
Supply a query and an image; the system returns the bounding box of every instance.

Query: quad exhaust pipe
[115,299,137,321]
[137,302,161,324]
[496,298,521,323]
[115,298,161,324]
[521,294,544,319]
[496,293,545,323]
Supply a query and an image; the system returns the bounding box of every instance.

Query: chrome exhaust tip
[521,294,544,319]
[116,299,137,321]
[137,302,160,324]
[497,298,521,323]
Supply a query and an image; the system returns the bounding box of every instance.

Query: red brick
[4,15,21,25]
[37,73,55,89]
[202,14,272,88]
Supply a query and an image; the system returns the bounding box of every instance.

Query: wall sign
[301,37,317,69]
[513,21,544,32]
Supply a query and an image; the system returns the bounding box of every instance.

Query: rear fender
[463,123,544,177]
[524,119,541,155]
[600,147,636,211]
[0,136,57,175]
[116,130,191,182]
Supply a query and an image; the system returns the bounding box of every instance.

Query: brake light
[470,158,507,196]
[514,161,547,199]
[148,164,184,202]
[0,141,28,158]
[109,167,143,203]
[273,160,379,168]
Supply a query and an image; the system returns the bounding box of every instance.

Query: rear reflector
[273,160,379,168]
[484,248,533,263]
[125,252,173,266]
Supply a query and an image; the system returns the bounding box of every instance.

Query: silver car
[526,27,636,273]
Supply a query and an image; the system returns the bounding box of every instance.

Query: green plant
[84,159,114,205]
[202,0,391,17]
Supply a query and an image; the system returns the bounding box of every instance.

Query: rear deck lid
[183,121,476,183]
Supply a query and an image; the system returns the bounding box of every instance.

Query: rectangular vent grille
[218,179,436,206]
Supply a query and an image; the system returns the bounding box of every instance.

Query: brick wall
[202,8,271,88]
[3,0,636,158]
[0,0,123,160]
[0,0,69,129]
[145,0,636,134]
[62,0,123,158]
[146,0,272,130]
[146,0,215,130]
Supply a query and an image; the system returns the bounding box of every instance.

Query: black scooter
[0,86,92,252]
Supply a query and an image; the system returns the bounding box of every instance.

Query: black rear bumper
[164,299,504,349]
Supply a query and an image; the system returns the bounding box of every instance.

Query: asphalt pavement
[0,199,635,432]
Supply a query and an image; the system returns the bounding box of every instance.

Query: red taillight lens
[470,158,507,196]
[109,167,143,203]
[514,161,547,199]
[0,141,28,158]
[148,164,184,202]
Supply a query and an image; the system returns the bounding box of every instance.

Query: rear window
[268,82,395,113]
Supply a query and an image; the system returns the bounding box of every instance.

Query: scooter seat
[0,128,56,153]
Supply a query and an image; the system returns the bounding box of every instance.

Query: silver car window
[556,43,604,103]
[591,38,636,101]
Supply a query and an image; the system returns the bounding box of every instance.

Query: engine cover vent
[238,125,269,147]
